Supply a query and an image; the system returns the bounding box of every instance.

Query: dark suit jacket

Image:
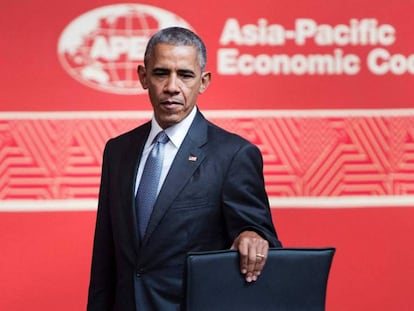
[87,110,281,311]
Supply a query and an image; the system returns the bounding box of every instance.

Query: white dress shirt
[134,106,197,196]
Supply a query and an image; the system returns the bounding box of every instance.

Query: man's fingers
[231,231,270,282]
[254,244,268,277]
[244,238,269,282]
[237,238,249,274]
[245,248,258,281]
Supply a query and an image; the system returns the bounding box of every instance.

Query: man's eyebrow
[151,67,196,76]
[152,67,170,73]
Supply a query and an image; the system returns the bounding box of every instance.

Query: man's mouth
[160,100,182,108]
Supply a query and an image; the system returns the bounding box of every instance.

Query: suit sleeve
[87,142,116,310]
[222,142,282,247]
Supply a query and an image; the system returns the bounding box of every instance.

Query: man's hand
[231,230,269,283]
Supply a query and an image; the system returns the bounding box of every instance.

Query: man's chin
[157,114,182,128]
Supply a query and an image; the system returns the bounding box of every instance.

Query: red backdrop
[1,0,414,310]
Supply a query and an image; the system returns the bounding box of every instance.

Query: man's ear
[199,71,211,94]
[137,65,148,89]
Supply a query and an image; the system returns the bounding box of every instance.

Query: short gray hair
[144,27,207,71]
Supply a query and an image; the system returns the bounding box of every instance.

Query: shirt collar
[149,105,197,148]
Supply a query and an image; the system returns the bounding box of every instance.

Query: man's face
[138,43,211,129]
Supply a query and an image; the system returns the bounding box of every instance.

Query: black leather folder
[185,247,335,311]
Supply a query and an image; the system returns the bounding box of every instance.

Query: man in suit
[87,26,281,310]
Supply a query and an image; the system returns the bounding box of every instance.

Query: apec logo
[57,4,192,95]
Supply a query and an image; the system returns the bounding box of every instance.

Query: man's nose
[164,75,180,93]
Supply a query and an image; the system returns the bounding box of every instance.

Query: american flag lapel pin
[188,155,197,162]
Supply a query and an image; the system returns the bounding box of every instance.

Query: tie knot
[155,131,169,144]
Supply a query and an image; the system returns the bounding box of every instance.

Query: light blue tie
[136,131,169,238]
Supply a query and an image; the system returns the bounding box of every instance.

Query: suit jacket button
[136,268,145,277]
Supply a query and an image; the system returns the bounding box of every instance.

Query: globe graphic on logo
[58,4,192,95]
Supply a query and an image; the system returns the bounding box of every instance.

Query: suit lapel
[141,111,208,246]
[120,122,151,250]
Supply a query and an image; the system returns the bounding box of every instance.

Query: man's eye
[154,71,168,76]
[180,73,194,79]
